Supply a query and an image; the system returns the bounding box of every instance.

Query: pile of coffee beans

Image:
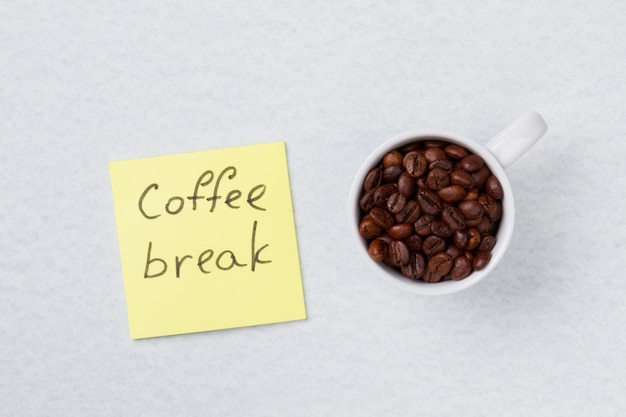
[358,140,504,283]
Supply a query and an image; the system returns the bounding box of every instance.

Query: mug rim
[348,129,515,295]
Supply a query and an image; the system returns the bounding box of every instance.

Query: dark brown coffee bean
[417,189,443,215]
[422,235,445,255]
[395,199,421,223]
[465,227,481,250]
[460,154,484,172]
[438,185,466,203]
[442,206,466,231]
[478,193,497,215]
[488,201,502,222]
[450,169,475,188]
[428,252,453,276]
[450,256,472,280]
[403,151,428,178]
[477,216,492,235]
[382,165,404,183]
[414,214,434,236]
[431,218,453,238]
[359,218,382,239]
[471,166,490,188]
[464,188,479,201]
[368,239,387,261]
[479,235,497,251]
[397,172,416,197]
[383,150,403,167]
[387,240,410,266]
[359,190,375,211]
[429,158,453,172]
[458,200,484,219]
[401,253,425,279]
[388,223,414,240]
[444,144,468,160]
[426,168,450,191]
[485,175,503,199]
[387,192,407,214]
[369,206,394,229]
[424,147,447,163]
[363,168,382,192]
[472,250,492,270]
[372,183,396,207]
[453,230,468,249]
[446,244,463,259]
[404,234,422,252]
[422,270,440,283]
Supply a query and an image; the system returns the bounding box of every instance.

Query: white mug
[349,111,548,295]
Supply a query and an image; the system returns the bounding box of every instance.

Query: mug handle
[485,111,548,169]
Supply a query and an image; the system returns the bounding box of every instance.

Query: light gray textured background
[2,1,625,416]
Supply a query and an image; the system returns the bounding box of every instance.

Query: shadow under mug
[349,111,548,295]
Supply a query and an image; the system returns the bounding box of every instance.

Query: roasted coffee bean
[417,189,443,215]
[428,252,453,276]
[383,165,404,183]
[401,253,426,279]
[431,218,453,238]
[422,269,442,283]
[442,206,466,231]
[403,151,428,178]
[429,158,453,172]
[414,214,434,236]
[450,256,472,280]
[387,192,407,214]
[369,206,394,229]
[359,218,382,239]
[422,235,446,255]
[446,244,463,259]
[363,168,383,192]
[438,185,466,203]
[395,199,421,223]
[360,190,375,211]
[453,230,468,249]
[387,240,410,266]
[472,250,492,270]
[383,150,403,167]
[450,170,475,188]
[404,234,422,252]
[464,188,479,201]
[388,223,414,240]
[424,147,447,163]
[444,144,468,160]
[368,238,387,261]
[426,168,450,190]
[465,227,481,250]
[478,193,497,215]
[485,175,503,199]
[460,154,484,172]
[397,172,416,197]
[488,201,502,222]
[471,166,490,188]
[373,183,397,207]
[477,216,492,235]
[479,235,497,251]
[458,200,484,219]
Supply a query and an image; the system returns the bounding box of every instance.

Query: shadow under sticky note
[109,141,306,339]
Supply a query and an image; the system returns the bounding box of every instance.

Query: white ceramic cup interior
[349,111,548,295]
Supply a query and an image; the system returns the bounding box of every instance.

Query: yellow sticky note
[109,141,306,339]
